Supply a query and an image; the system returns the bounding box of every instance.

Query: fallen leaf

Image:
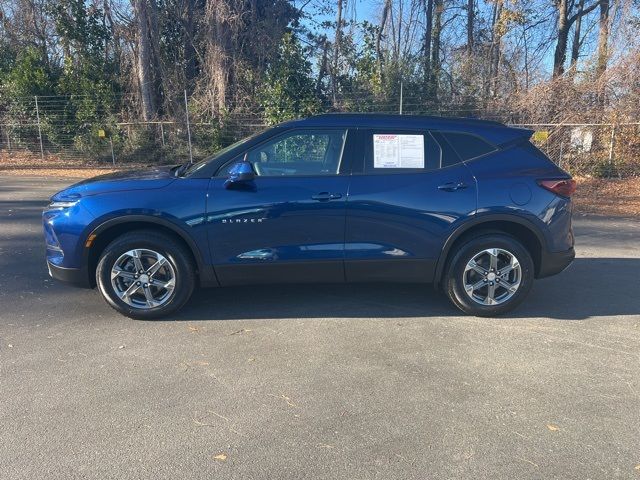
[118,345,125,349]
[634,464,640,471]
[213,453,227,461]
[230,328,252,335]
[546,424,560,431]
[188,326,199,332]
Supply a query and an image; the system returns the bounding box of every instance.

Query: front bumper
[537,247,575,278]
[47,261,91,288]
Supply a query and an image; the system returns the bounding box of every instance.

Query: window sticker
[373,134,424,168]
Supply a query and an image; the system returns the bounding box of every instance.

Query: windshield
[183,128,268,176]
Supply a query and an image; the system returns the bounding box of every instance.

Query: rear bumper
[537,247,575,278]
[47,261,91,288]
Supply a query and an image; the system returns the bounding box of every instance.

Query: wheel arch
[434,214,547,286]
[83,215,213,288]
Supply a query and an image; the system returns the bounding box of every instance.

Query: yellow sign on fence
[97,129,106,138]
[532,130,549,142]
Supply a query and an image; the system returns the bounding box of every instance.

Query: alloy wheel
[463,248,522,305]
[110,249,176,309]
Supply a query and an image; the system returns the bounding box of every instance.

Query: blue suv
[43,114,575,319]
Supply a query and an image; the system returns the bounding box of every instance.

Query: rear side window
[439,132,496,164]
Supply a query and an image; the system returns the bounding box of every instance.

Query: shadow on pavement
[172,257,640,322]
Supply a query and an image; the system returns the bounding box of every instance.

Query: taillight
[537,178,577,197]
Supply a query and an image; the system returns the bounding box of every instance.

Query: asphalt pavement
[1,176,638,479]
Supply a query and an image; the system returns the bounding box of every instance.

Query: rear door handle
[311,192,342,201]
[437,182,468,192]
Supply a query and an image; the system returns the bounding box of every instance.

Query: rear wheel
[96,230,195,319]
[444,234,534,316]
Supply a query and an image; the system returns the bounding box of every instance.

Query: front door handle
[311,192,342,201]
[437,182,468,192]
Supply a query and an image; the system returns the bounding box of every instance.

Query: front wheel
[96,230,195,319]
[444,234,534,317]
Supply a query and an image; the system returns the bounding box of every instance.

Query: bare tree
[569,0,585,71]
[133,0,157,120]
[430,0,443,100]
[314,35,328,95]
[423,0,434,93]
[331,0,344,105]
[596,0,611,106]
[596,0,610,77]
[376,0,392,73]
[488,0,503,97]
[552,0,603,77]
[467,0,474,53]
[183,0,197,87]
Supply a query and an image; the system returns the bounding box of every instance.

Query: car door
[344,129,477,282]
[206,128,353,285]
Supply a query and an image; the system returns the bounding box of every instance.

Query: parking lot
[0,176,638,479]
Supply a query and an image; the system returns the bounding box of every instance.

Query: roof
[283,113,503,128]
[280,113,531,146]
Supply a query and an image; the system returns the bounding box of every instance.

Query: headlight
[48,200,79,209]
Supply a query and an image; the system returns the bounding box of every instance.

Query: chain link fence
[1,91,639,177]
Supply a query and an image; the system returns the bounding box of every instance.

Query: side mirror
[224,160,255,189]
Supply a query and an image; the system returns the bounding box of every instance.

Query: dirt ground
[0,151,122,178]
[0,168,118,178]
[1,163,638,217]
[573,176,640,217]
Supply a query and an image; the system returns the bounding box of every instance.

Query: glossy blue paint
[45,167,212,272]
[464,143,574,253]
[206,175,350,284]
[344,164,477,281]
[43,113,574,289]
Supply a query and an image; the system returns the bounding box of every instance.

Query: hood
[51,165,177,201]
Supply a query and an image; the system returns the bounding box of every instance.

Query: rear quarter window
[439,132,496,163]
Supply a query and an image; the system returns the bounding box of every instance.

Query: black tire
[96,230,196,319]
[444,234,534,317]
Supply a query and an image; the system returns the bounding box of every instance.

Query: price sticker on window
[374,134,424,168]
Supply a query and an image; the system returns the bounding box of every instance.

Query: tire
[96,230,196,319]
[444,234,534,317]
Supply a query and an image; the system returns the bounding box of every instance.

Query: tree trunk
[184,0,197,87]
[570,0,585,72]
[423,0,434,96]
[596,0,610,77]
[553,0,570,78]
[148,0,163,114]
[467,0,474,53]
[596,0,610,107]
[430,0,443,102]
[489,0,503,96]
[316,36,329,96]
[553,0,602,78]
[205,0,232,113]
[332,0,344,105]
[397,0,403,60]
[376,0,391,74]
[134,0,157,121]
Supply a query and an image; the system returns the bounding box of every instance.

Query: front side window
[241,129,346,177]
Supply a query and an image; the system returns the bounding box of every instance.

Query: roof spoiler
[497,127,534,148]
